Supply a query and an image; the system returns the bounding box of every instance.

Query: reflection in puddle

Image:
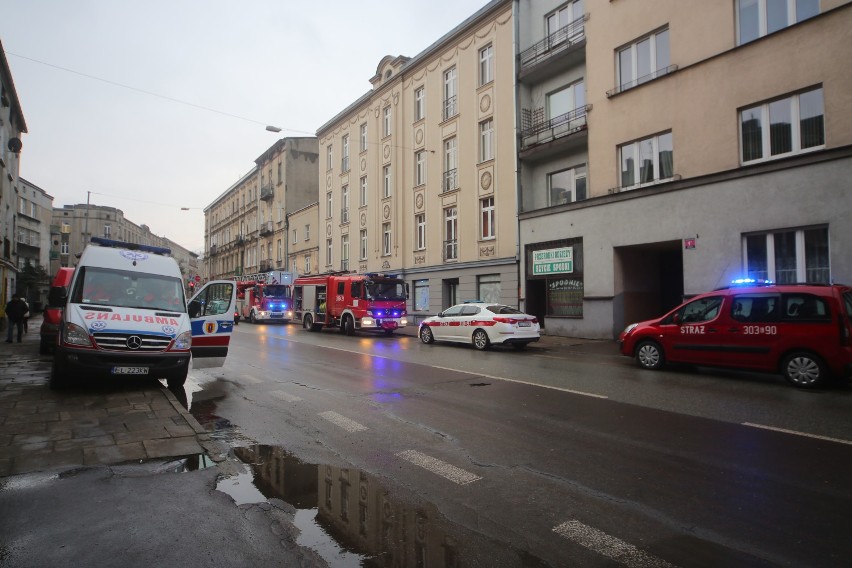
[218,444,551,568]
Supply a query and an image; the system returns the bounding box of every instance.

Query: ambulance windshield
[365,280,406,301]
[72,267,186,312]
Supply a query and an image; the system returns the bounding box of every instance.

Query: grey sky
[0,0,489,252]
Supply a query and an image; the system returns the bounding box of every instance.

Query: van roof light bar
[90,237,172,256]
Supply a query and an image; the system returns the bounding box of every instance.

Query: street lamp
[265,125,282,133]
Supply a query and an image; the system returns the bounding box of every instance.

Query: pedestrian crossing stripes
[270,390,302,403]
[318,411,368,432]
[395,449,482,485]
[553,520,677,568]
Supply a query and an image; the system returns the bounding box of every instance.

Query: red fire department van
[618,281,852,389]
[234,270,295,324]
[293,272,408,335]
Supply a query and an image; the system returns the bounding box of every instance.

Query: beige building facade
[519,0,852,338]
[204,137,319,280]
[317,0,517,324]
[287,202,319,276]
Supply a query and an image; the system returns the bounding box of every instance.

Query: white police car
[418,301,540,350]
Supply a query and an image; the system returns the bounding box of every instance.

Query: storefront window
[478,274,500,304]
[414,279,429,311]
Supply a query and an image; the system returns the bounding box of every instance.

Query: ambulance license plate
[112,366,149,375]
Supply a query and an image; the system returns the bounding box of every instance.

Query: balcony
[260,185,274,200]
[442,169,458,193]
[443,239,458,262]
[259,258,273,272]
[519,16,586,82]
[520,105,589,159]
[209,244,218,256]
[259,221,274,236]
[234,235,245,246]
[442,96,458,121]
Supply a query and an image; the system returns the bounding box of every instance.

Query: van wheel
[343,315,355,336]
[782,351,826,388]
[472,329,490,350]
[304,313,315,331]
[249,311,257,324]
[636,340,665,370]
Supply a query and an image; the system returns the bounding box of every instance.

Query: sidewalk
[0,314,212,477]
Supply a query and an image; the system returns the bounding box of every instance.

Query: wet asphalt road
[180,322,852,567]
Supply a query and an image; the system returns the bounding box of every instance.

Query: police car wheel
[419,326,434,344]
[782,351,826,388]
[472,329,490,351]
[636,340,664,370]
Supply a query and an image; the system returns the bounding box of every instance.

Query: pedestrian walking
[22,298,30,333]
[5,295,28,343]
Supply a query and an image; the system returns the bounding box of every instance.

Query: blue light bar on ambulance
[90,237,172,255]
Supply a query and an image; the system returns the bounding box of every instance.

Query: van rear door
[188,280,237,368]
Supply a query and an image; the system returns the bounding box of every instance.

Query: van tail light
[840,318,851,347]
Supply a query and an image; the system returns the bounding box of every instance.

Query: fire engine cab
[293,272,408,335]
[235,270,295,324]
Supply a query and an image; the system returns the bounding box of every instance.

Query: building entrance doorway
[614,241,683,336]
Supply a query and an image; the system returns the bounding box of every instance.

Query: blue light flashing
[91,237,172,256]
[730,278,774,286]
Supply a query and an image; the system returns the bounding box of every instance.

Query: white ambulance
[51,238,237,389]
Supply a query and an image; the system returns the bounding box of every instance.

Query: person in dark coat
[5,295,28,343]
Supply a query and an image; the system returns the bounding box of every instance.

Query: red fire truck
[235,270,295,324]
[293,272,408,335]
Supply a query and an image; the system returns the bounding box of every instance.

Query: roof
[0,39,28,133]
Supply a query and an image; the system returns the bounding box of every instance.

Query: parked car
[39,267,74,355]
[618,281,852,388]
[418,301,540,350]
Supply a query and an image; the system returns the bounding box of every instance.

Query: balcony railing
[520,105,589,142]
[260,184,274,200]
[442,169,458,193]
[443,239,458,261]
[259,221,273,236]
[259,259,273,272]
[443,96,458,121]
[210,244,218,256]
[606,64,678,97]
[519,16,586,71]
[235,235,245,246]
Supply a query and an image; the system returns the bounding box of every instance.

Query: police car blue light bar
[731,278,774,286]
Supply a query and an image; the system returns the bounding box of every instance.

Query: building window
[415,151,426,186]
[341,234,349,271]
[477,274,501,304]
[619,132,674,189]
[415,213,426,251]
[305,224,310,241]
[277,239,282,262]
[479,44,493,86]
[479,119,494,162]
[383,165,392,198]
[744,226,829,284]
[443,137,457,192]
[326,238,333,266]
[341,135,350,172]
[360,176,367,207]
[383,106,392,137]
[548,165,587,206]
[617,28,670,93]
[360,229,368,260]
[61,241,70,255]
[548,81,585,124]
[382,223,392,256]
[293,228,298,243]
[414,279,429,311]
[326,145,333,171]
[740,87,824,164]
[414,87,425,122]
[480,197,495,240]
[103,223,111,238]
[737,0,819,45]
[444,206,458,261]
[341,185,349,223]
[359,123,367,152]
[547,0,584,37]
[443,67,457,120]
[305,254,311,274]
[326,192,333,219]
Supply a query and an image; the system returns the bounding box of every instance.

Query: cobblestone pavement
[0,315,210,477]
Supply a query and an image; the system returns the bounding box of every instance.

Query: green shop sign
[532,247,573,275]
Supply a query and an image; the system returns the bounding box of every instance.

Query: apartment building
[204,137,319,280]
[287,202,319,276]
[52,204,198,281]
[0,39,27,308]
[316,0,516,324]
[519,0,852,338]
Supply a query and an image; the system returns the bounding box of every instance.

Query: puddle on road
[216,444,552,568]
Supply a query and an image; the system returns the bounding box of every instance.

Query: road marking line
[743,423,852,446]
[270,390,302,403]
[395,449,482,485]
[431,366,608,399]
[553,520,677,568]
[318,411,368,433]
